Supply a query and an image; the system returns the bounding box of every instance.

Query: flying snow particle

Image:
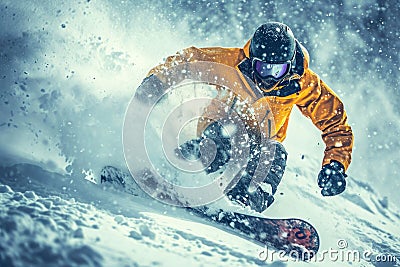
[334,141,343,147]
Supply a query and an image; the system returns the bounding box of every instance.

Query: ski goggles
[252,58,291,80]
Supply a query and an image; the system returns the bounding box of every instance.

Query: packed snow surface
[1,1,399,266]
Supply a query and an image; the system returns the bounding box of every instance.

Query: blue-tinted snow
[0,1,399,266]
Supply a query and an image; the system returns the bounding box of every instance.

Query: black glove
[177,121,231,174]
[136,74,168,104]
[318,160,347,196]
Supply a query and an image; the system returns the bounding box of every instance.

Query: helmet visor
[252,58,290,80]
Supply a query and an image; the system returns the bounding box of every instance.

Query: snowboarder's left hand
[317,160,347,196]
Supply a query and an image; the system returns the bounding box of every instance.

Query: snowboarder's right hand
[176,121,231,174]
[317,160,347,196]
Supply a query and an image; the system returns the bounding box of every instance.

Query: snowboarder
[141,22,354,212]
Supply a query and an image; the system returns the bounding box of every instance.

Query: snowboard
[100,166,320,261]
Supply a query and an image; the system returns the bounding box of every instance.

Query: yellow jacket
[147,41,353,171]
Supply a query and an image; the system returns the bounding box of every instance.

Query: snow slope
[1,1,399,266]
[0,160,399,267]
[0,163,285,267]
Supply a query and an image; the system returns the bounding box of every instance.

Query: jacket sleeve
[295,69,354,171]
[146,46,253,137]
[146,48,191,83]
[146,46,244,81]
[139,47,209,104]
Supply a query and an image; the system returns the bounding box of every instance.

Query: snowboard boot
[100,166,146,197]
[100,166,127,188]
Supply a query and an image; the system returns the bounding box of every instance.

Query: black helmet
[250,22,296,91]
[250,22,296,63]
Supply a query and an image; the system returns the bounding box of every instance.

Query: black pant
[227,140,287,212]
